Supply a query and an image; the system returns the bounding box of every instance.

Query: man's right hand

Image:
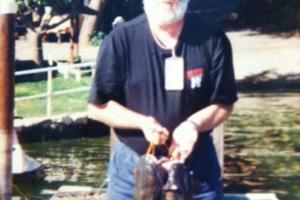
[139,116,169,145]
[169,120,199,163]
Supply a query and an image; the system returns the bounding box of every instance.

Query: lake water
[14,137,110,199]
[14,93,300,200]
[224,93,300,200]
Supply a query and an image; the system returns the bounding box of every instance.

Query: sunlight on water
[224,93,300,200]
[14,137,109,200]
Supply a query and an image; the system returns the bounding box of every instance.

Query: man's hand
[139,116,169,145]
[169,120,198,163]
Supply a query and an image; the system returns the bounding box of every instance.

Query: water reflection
[224,93,300,200]
[14,137,109,200]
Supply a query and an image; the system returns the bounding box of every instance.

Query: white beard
[143,0,189,26]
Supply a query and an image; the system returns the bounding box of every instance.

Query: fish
[133,154,167,200]
[168,163,193,200]
[134,153,197,200]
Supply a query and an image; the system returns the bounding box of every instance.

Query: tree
[79,0,107,45]
[17,0,72,66]
[238,0,300,33]
[70,0,81,63]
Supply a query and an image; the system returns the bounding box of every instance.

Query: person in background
[88,0,238,199]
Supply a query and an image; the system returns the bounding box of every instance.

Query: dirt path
[227,30,300,80]
[15,41,99,63]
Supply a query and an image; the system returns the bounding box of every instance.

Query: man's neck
[150,19,184,50]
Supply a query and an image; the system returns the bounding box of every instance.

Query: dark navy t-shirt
[88,14,237,158]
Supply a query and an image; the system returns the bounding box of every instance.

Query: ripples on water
[224,93,300,200]
[14,137,109,199]
[14,93,300,200]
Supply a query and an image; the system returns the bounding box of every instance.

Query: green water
[14,93,300,200]
[14,137,109,200]
[224,93,300,200]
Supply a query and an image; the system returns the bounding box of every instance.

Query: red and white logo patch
[187,68,204,89]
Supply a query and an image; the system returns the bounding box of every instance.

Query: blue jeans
[107,141,223,200]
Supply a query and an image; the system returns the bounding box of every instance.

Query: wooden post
[109,128,119,153]
[70,0,80,64]
[211,123,224,175]
[0,1,16,199]
[47,70,53,117]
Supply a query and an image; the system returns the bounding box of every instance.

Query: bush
[239,0,300,32]
[90,31,105,46]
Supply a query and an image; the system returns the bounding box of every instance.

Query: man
[88,0,238,199]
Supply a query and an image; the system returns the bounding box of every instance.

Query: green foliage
[16,0,72,17]
[16,0,43,14]
[239,0,300,32]
[90,31,105,46]
[16,0,72,9]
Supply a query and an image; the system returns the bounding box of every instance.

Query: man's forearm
[170,103,233,161]
[88,100,170,144]
[187,104,233,133]
[88,100,148,130]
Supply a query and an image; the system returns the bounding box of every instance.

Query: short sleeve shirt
[89,14,238,156]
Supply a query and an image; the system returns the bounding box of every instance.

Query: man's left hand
[169,120,198,163]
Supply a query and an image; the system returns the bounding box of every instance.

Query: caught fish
[134,141,198,200]
[165,163,194,200]
[134,155,197,200]
[134,154,167,200]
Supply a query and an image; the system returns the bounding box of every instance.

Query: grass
[15,75,92,118]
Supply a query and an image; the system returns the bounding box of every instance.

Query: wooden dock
[50,186,106,200]
[224,193,279,200]
[50,186,279,200]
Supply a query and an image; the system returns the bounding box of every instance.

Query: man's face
[143,0,190,26]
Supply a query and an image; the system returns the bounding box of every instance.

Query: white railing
[15,61,96,117]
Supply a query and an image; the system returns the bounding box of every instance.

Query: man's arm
[170,103,233,162]
[88,100,169,144]
[187,103,233,133]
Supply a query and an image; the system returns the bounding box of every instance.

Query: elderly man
[88,0,238,199]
